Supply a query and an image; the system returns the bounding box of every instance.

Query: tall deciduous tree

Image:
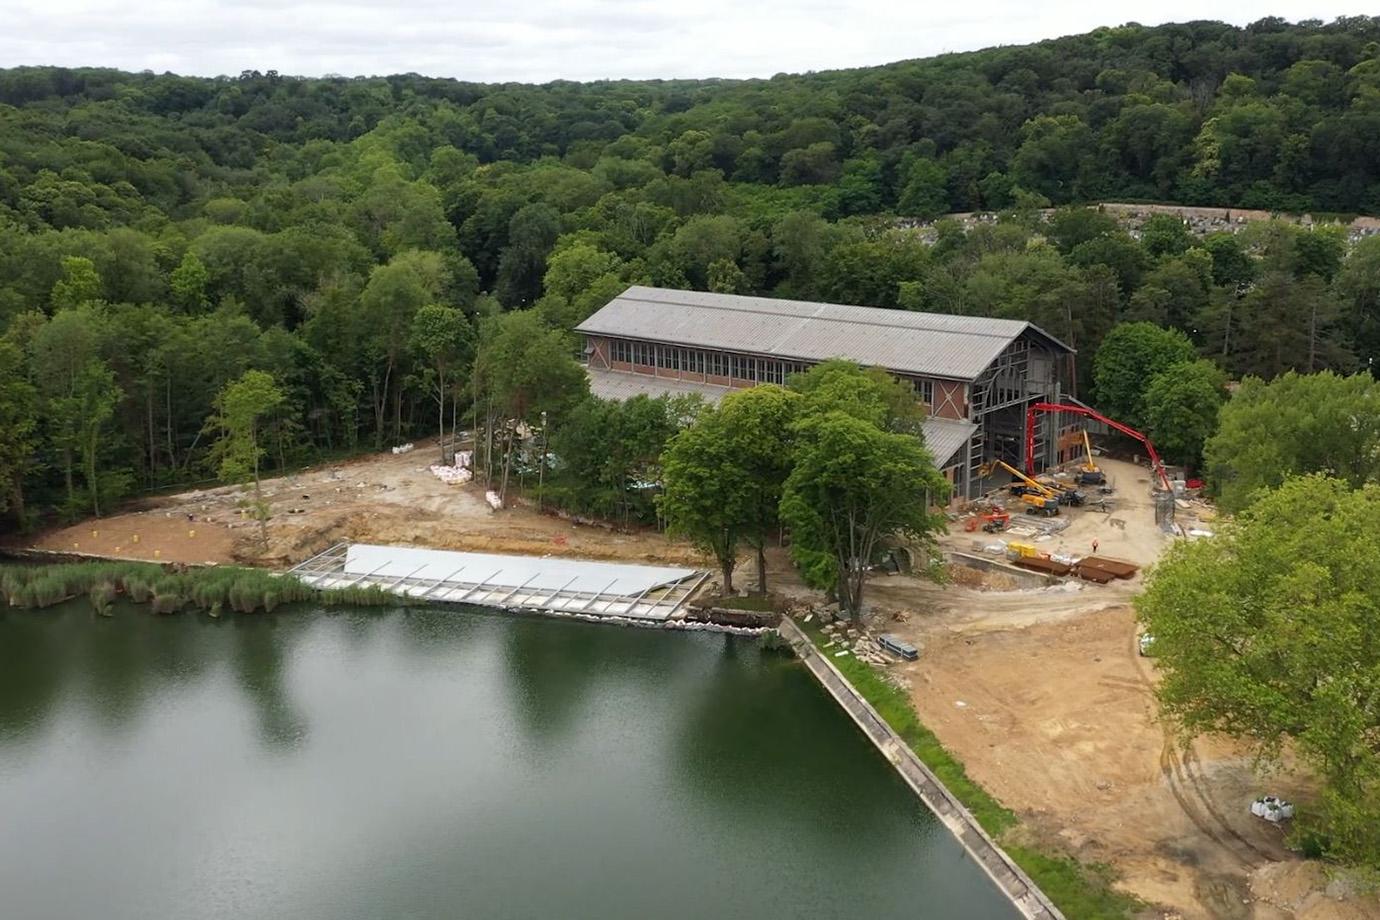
[474,310,588,501]
[897,157,949,219]
[660,386,800,595]
[49,256,102,311]
[358,250,448,446]
[1337,235,1380,371]
[0,340,38,520]
[496,202,562,307]
[207,369,284,547]
[1136,476,1380,868]
[1092,321,1196,429]
[169,251,211,312]
[659,406,747,593]
[553,393,697,526]
[788,358,924,435]
[779,411,949,618]
[409,304,475,462]
[1203,371,1380,512]
[717,386,800,592]
[73,362,122,517]
[31,307,103,511]
[1142,359,1227,468]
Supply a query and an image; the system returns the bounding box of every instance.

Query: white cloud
[0,1,1365,82]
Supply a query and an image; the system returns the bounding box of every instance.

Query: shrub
[0,561,399,615]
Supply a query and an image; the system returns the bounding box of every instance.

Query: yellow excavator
[1078,431,1106,485]
[979,460,1060,516]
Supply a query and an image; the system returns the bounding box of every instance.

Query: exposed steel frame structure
[1025,402,1172,491]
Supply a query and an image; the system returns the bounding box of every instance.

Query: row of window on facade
[609,339,811,385]
[607,338,936,405]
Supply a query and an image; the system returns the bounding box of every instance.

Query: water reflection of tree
[230,614,309,751]
[671,639,914,855]
[0,601,321,753]
[82,606,162,732]
[501,615,696,745]
[0,609,68,742]
[502,616,604,742]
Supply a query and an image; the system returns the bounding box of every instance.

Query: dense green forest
[3,16,1380,523]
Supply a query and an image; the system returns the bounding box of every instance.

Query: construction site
[15,427,1375,919]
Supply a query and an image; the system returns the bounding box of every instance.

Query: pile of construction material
[1012,555,1072,576]
[1003,542,1141,582]
[429,449,474,485]
[1073,555,1139,583]
[818,621,895,666]
[1251,796,1295,823]
[1005,541,1071,575]
[429,465,472,484]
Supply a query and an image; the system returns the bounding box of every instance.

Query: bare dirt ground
[862,459,1379,919]
[22,439,705,569]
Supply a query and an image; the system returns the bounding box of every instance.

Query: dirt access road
[867,459,1377,919]
[23,439,703,569]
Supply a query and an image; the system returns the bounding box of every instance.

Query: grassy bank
[0,561,397,616]
[801,622,1141,919]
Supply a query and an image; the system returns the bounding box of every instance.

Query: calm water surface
[0,603,1015,919]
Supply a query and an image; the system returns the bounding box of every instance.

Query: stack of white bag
[429,449,474,484]
[391,442,415,455]
[429,465,472,484]
[1250,796,1295,823]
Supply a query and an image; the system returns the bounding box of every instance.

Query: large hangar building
[576,285,1082,500]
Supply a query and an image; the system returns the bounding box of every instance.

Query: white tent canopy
[343,544,695,597]
[289,543,706,622]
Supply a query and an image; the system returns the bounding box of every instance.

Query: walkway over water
[287,542,707,621]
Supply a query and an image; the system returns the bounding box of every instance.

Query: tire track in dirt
[1131,628,1269,868]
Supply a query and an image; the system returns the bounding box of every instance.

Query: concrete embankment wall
[948,551,1056,589]
[779,618,1064,920]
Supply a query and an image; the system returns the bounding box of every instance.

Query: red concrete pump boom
[1025,402,1173,492]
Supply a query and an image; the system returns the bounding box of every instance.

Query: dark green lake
[0,603,1015,919]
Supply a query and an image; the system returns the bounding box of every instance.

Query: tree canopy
[1136,476,1380,868]
[780,410,949,618]
[1202,371,1380,512]
[206,369,284,545]
[4,18,1380,524]
[1142,359,1227,468]
[1092,322,1197,430]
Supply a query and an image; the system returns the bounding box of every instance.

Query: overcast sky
[3,2,1367,83]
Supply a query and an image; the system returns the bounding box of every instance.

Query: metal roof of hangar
[921,417,979,470]
[576,286,1074,382]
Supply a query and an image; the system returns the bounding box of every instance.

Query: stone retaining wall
[685,606,781,628]
[779,617,1064,920]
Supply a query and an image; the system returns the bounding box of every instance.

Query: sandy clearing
[864,459,1378,919]
[22,439,712,570]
